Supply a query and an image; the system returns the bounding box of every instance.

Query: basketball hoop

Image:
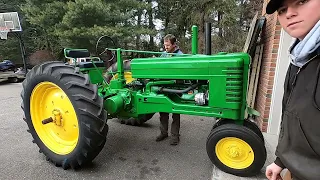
[0,12,22,40]
[0,11,27,75]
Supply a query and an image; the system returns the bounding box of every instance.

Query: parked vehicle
[0,60,16,72]
[0,71,24,83]
[14,67,29,76]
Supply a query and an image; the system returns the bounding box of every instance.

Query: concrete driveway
[0,82,275,180]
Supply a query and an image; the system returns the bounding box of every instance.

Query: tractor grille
[225,68,243,103]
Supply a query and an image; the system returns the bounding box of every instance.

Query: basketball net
[0,27,10,40]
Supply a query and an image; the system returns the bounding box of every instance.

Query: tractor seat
[78,61,105,68]
[66,49,90,58]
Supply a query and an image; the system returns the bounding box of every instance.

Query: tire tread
[21,61,108,170]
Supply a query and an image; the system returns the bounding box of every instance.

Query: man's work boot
[169,135,180,145]
[156,133,168,142]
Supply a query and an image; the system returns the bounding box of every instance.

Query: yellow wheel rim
[215,137,254,169]
[30,82,79,155]
[111,72,134,83]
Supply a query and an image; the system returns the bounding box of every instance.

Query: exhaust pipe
[205,22,212,55]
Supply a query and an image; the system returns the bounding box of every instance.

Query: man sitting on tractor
[156,34,183,145]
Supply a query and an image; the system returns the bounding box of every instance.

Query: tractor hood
[130,53,250,80]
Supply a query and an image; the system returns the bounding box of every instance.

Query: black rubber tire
[120,114,155,126]
[9,77,19,83]
[105,60,132,83]
[244,119,265,144]
[211,118,234,131]
[206,123,266,177]
[21,61,108,170]
[212,118,265,144]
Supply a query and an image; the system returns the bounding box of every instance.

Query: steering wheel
[95,35,117,63]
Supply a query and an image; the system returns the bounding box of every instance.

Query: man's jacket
[160,48,183,57]
[275,49,320,180]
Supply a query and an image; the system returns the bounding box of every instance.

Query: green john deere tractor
[21,25,266,177]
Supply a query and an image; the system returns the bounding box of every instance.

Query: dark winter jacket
[274,48,320,180]
[160,48,183,57]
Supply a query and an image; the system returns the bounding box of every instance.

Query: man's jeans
[159,112,180,136]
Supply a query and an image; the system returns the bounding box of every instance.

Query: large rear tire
[206,123,266,177]
[21,61,108,169]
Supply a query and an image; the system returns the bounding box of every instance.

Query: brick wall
[255,0,282,132]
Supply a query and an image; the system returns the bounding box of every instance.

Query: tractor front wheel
[21,61,108,169]
[212,118,265,144]
[206,123,266,177]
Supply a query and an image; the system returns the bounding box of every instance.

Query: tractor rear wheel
[206,123,266,177]
[21,61,108,169]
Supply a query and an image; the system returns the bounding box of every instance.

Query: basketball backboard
[0,12,22,39]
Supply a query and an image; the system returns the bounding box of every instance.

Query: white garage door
[268,29,294,135]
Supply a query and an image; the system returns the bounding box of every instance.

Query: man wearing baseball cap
[264,0,320,180]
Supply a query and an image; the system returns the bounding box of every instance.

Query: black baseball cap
[266,0,284,14]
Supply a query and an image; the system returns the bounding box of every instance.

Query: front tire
[212,118,265,144]
[21,61,108,169]
[206,123,266,177]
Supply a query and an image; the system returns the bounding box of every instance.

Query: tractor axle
[42,117,53,125]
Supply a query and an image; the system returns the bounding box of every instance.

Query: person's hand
[265,163,283,180]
